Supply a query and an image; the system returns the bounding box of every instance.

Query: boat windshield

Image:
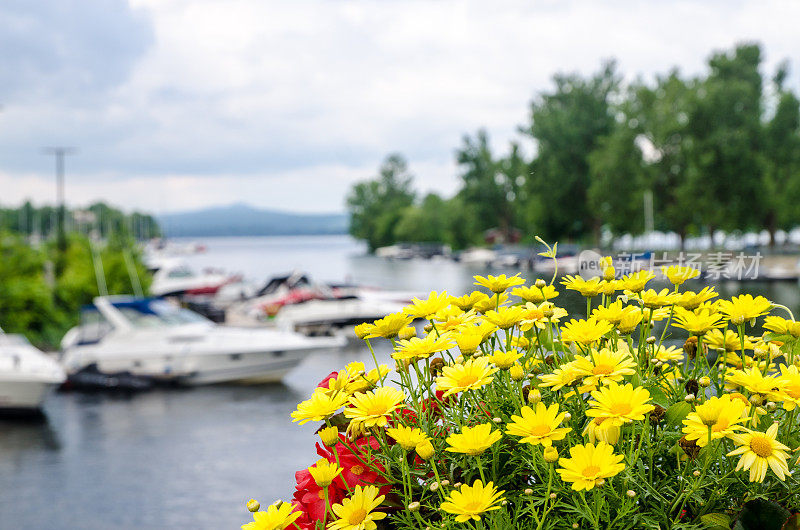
[114,299,210,328]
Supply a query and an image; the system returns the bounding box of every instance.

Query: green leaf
[701,512,732,529]
[665,401,692,427]
[645,384,671,409]
[734,499,790,530]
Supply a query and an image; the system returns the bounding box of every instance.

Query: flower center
[582,465,601,478]
[456,374,479,387]
[530,424,552,437]
[350,465,365,476]
[610,403,632,416]
[348,508,367,524]
[750,435,773,458]
[592,364,614,375]
[710,419,729,433]
[464,500,484,512]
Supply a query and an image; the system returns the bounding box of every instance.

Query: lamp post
[43,147,76,252]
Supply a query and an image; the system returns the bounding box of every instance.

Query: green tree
[523,61,620,242]
[686,43,764,236]
[346,154,415,252]
[762,63,800,244]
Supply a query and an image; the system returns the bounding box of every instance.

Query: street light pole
[43,146,75,252]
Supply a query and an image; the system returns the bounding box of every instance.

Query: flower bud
[492,417,502,424]
[698,376,711,388]
[543,446,559,463]
[595,478,605,487]
[354,323,373,340]
[573,524,579,529]
[646,336,656,345]
[423,323,433,333]
[563,412,572,421]
[416,440,435,460]
[535,279,547,289]
[510,364,525,381]
[528,388,542,404]
[542,307,554,318]
[692,470,701,477]
[501,500,508,506]
[408,501,420,512]
[603,266,616,281]
[440,480,450,486]
[524,488,533,495]
[749,394,764,406]
[429,482,439,492]
[246,499,260,512]
[685,394,695,403]
[549,493,557,500]
[318,426,340,447]
[766,401,777,412]
[626,490,636,498]
[398,326,417,340]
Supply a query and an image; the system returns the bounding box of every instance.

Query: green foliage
[347,43,800,251]
[0,232,151,349]
[346,154,415,252]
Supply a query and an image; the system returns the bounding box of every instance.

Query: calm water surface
[2,235,800,528]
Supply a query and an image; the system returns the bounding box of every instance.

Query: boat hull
[0,380,59,410]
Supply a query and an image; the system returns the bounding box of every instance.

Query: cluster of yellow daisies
[244,253,800,530]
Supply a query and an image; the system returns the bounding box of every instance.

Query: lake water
[2,235,800,529]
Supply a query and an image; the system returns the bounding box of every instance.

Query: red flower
[315,436,390,494]
[316,371,339,390]
[292,467,345,523]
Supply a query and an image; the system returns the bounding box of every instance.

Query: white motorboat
[59,296,344,385]
[147,257,236,298]
[0,332,66,410]
[223,272,410,334]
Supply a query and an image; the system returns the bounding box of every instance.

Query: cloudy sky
[1,1,798,214]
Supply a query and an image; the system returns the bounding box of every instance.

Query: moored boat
[0,332,66,410]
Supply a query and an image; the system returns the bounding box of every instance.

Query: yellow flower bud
[318,426,339,447]
[698,376,711,388]
[246,499,260,512]
[535,279,547,289]
[603,266,616,281]
[510,364,525,381]
[398,326,417,340]
[528,388,542,404]
[543,446,559,463]
[408,501,420,512]
[354,323,373,340]
[416,440,435,460]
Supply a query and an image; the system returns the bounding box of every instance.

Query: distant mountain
[159,203,349,237]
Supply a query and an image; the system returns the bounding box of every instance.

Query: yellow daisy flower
[474,273,525,293]
[586,382,655,427]
[446,423,502,456]
[572,347,636,387]
[727,423,791,483]
[511,284,559,304]
[672,307,725,335]
[473,293,509,313]
[681,394,747,447]
[354,323,375,340]
[653,345,683,363]
[778,364,800,410]
[435,356,498,397]
[450,291,489,311]
[616,306,643,334]
[291,388,349,425]
[638,288,679,309]
[386,425,429,451]
[561,275,604,298]
[661,265,700,286]
[674,286,718,310]
[434,308,479,332]
[488,349,523,370]
[703,328,754,352]
[405,291,450,319]
[619,270,655,293]
[365,312,413,339]
[308,458,343,487]
[717,294,772,326]
[328,485,387,530]
[538,363,582,391]
[344,386,406,429]
[505,402,572,447]
[560,318,613,345]
[591,300,627,325]
[727,366,787,400]
[392,334,453,361]
[453,326,488,355]
[764,316,800,338]
[241,502,301,530]
[557,441,625,491]
[440,480,505,522]
[583,418,621,445]
[483,306,526,330]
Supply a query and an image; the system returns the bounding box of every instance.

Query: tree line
[347,43,800,252]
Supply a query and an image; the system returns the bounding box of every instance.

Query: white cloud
[1,0,799,213]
